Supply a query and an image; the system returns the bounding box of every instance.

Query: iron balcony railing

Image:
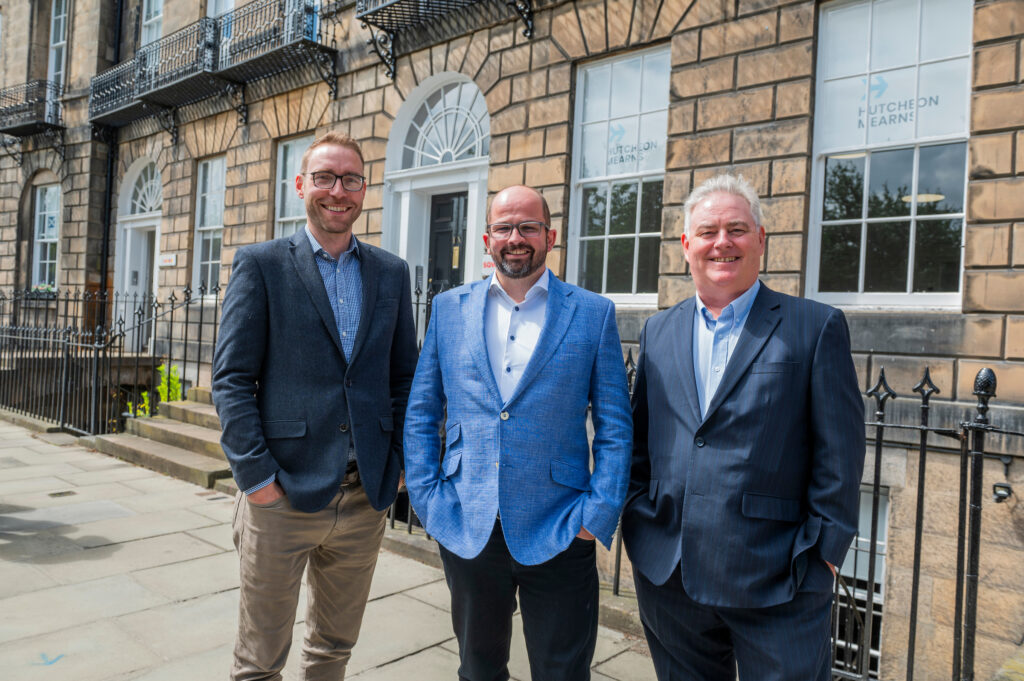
[217,0,331,82]
[0,80,63,136]
[88,58,148,125]
[135,17,219,107]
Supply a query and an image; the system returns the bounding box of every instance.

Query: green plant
[128,363,183,417]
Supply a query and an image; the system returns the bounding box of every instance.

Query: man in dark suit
[621,173,865,681]
[212,132,417,681]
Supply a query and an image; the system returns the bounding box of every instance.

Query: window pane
[868,148,913,218]
[610,57,642,119]
[917,143,966,215]
[821,2,869,79]
[820,224,861,292]
[870,0,917,71]
[864,221,910,292]
[641,51,670,112]
[913,219,961,292]
[817,77,866,149]
[921,0,972,61]
[638,110,668,172]
[606,238,635,293]
[637,236,660,293]
[578,240,604,293]
[582,65,610,123]
[582,185,606,237]
[581,123,606,178]
[639,180,663,234]
[917,58,969,138]
[866,67,916,144]
[823,155,865,221]
[609,182,638,235]
[607,117,639,176]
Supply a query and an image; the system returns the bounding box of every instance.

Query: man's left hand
[827,561,837,577]
[576,527,595,540]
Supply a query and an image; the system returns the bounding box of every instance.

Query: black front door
[427,192,468,294]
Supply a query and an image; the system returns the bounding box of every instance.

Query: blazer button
[695,436,705,447]
[500,411,509,421]
[339,423,349,433]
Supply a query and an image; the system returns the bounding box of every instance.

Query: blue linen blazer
[621,284,865,608]
[403,275,633,566]
[211,231,418,513]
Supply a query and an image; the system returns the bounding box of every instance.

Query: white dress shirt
[484,269,550,403]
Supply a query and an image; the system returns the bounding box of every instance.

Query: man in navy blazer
[213,132,417,680]
[622,174,865,681]
[404,185,632,681]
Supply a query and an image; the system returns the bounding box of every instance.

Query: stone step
[92,433,232,489]
[188,386,213,405]
[126,416,225,460]
[159,400,220,430]
[215,477,239,497]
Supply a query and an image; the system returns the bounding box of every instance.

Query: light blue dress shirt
[692,281,761,418]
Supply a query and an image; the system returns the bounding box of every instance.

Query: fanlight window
[130,163,162,214]
[402,81,490,169]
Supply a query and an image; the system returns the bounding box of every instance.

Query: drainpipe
[98,0,125,297]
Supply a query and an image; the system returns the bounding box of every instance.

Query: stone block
[672,30,700,66]
[736,42,813,88]
[530,40,565,70]
[576,0,607,54]
[775,79,811,118]
[475,56,501,98]
[485,79,511,113]
[759,195,804,232]
[970,133,1015,177]
[974,42,1018,88]
[701,14,777,60]
[462,30,490,79]
[548,64,571,94]
[968,177,1024,221]
[664,171,690,205]
[660,238,686,274]
[491,104,527,136]
[545,126,568,155]
[662,205,686,239]
[659,275,696,308]
[512,71,547,103]
[964,223,1011,267]
[446,35,471,73]
[550,3,587,59]
[1015,224,1024,265]
[868,355,955,400]
[733,119,809,160]
[779,2,814,42]
[771,157,807,194]
[669,102,696,135]
[758,272,800,295]
[765,233,802,271]
[697,87,774,130]
[490,23,515,52]
[629,0,661,44]
[972,88,1024,133]
[508,131,545,161]
[1007,316,1024,359]
[964,270,1024,312]
[693,161,770,194]
[529,94,570,127]
[672,57,735,99]
[973,0,1024,43]
[488,163,525,192]
[501,44,531,78]
[845,312,1004,357]
[525,157,566,187]
[957,359,1024,403]
[490,135,509,165]
[666,131,732,168]
[431,45,447,77]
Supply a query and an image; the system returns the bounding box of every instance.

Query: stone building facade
[0,0,1021,678]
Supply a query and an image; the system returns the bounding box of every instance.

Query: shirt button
[695,436,705,447]
[505,367,511,373]
[500,411,509,421]
[514,306,519,312]
[713,366,722,373]
[509,335,515,341]
[342,331,347,337]
[339,298,343,303]
[339,423,349,433]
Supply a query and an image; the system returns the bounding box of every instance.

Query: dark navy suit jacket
[621,284,865,608]
[212,231,418,513]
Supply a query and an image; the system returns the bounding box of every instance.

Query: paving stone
[186,496,237,523]
[351,645,461,680]
[0,530,86,562]
[1,482,141,509]
[0,461,88,481]
[0,499,134,533]
[346,593,456,676]
[114,590,239,659]
[119,643,233,681]
[187,522,236,551]
[60,508,217,548]
[367,550,446,601]
[0,475,74,497]
[404,579,453,612]
[132,551,239,601]
[594,649,659,681]
[0,619,163,681]
[0,559,58,599]
[55,464,158,486]
[0,574,167,644]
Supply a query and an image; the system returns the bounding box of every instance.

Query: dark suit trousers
[438,521,599,681]
[635,567,833,681]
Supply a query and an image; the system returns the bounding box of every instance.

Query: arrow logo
[861,75,888,101]
[609,123,625,145]
[34,653,64,666]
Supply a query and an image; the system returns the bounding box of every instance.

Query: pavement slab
[131,551,239,601]
[113,590,240,659]
[186,521,236,551]
[0,559,58,598]
[0,499,135,532]
[60,507,220,548]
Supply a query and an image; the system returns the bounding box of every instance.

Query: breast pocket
[750,361,799,374]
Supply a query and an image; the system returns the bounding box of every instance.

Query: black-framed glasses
[306,171,366,191]
[487,221,548,239]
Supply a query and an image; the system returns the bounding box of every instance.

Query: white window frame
[46,0,68,87]
[32,184,60,289]
[275,135,313,239]
[806,0,972,309]
[567,46,670,307]
[140,0,163,47]
[193,157,226,291]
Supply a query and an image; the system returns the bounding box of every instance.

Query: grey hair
[682,174,763,237]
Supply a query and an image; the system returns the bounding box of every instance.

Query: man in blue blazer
[622,174,865,681]
[213,133,417,680]
[404,185,632,681]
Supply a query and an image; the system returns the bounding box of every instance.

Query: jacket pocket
[262,419,306,439]
[750,361,798,374]
[380,415,394,432]
[551,459,590,491]
[741,492,801,522]
[441,449,462,480]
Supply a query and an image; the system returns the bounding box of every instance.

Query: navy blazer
[212,231,418,513]
[621,284,865,608]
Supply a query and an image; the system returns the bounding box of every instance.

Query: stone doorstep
[380,529,644,639]
[126,416,225,460]
[91,432,232,489]
[188,387,213,405]
[158,400,221,430]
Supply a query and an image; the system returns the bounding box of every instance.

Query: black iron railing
[89,59,141,123]
[217,0,324,78]
[0,80,63,136]
[135,17,219,105]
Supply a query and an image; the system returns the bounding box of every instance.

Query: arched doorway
[115,159,162,347]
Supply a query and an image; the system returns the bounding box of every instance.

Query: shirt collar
[487,268,551,304]
[305,225,360,261]
[695,280,761,327]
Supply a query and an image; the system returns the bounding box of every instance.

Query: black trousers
[438,521,599,681]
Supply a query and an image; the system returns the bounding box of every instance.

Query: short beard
[495,248,543,279]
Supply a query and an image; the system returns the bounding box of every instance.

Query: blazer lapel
[701,285,782,422]
[504,275,576,408]
[289,232,347,361]
[669,299,702,425]
[461,281,503,406]
[346,241,377,367]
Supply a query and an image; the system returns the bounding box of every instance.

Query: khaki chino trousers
[231,477,386,681]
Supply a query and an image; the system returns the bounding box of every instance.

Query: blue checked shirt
[242,228,363,495]
[693,281,760,418]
